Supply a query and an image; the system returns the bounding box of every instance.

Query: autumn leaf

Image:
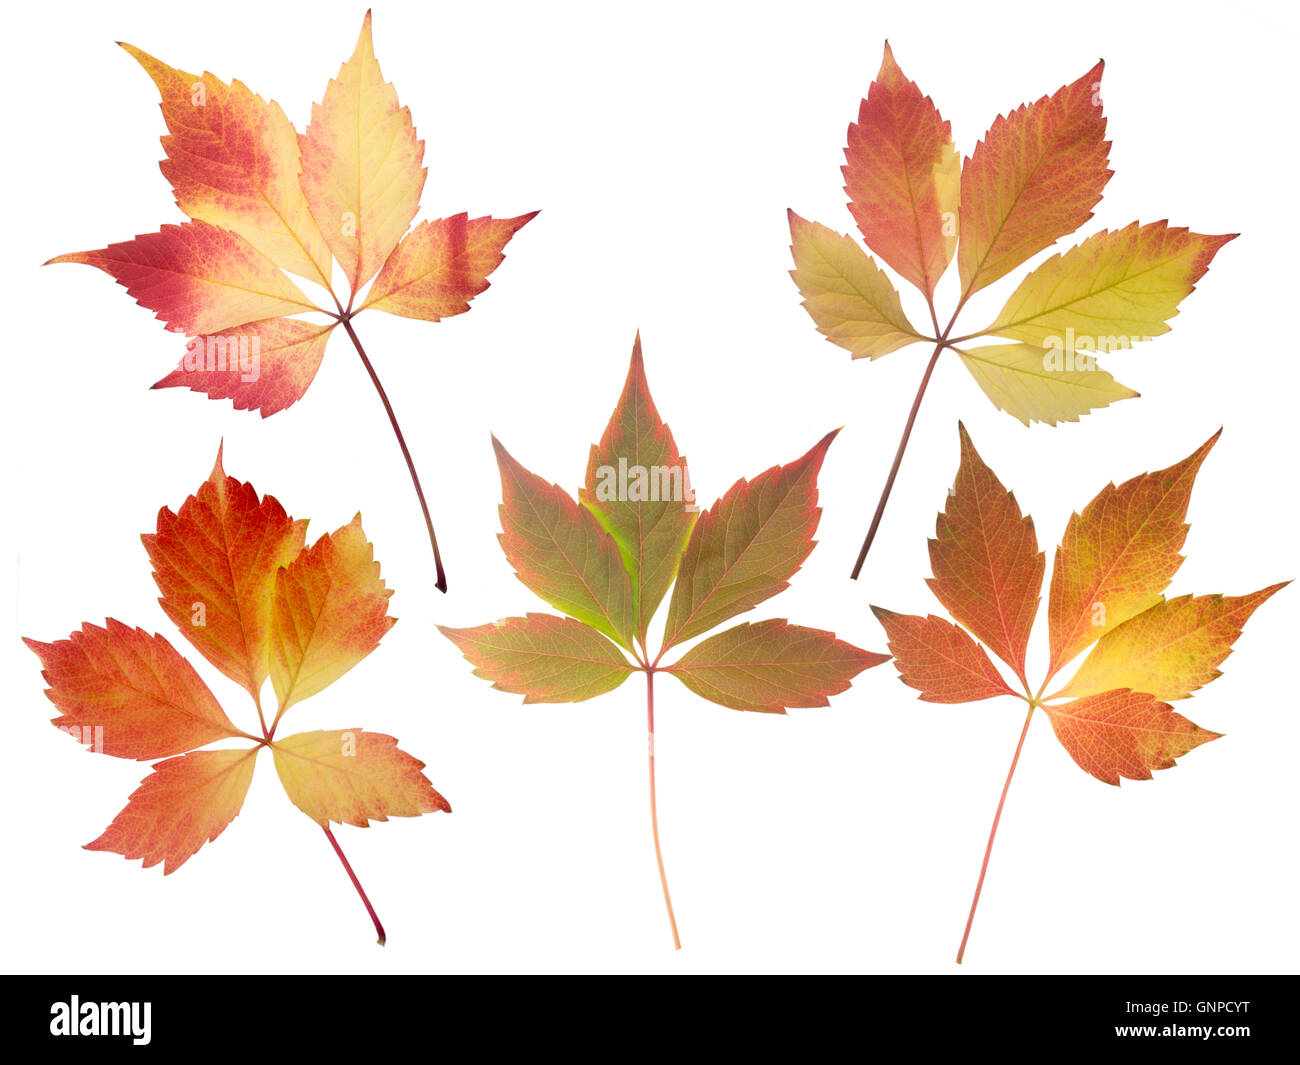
[871,425,1286,963]
[440,334,887,948]
[789,43,1234,577]
[24,446,448,945]
[47,11,538,592]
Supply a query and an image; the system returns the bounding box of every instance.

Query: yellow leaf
[269,516,394,714]
[787,211,922,359]
[984,222,1234,348]
[271,729,449,827]
[957,342,1137,426]
[299,11,426,292]
[1060,584,1288,701]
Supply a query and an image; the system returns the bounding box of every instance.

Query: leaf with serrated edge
[439,614,634,703]
[494,435,636,651]
[120,43,332,287]
[1041,690,1220,786]
[665,620,886,713]
[85,747,258,873]
[49,222,315,335]
[956,342,1137,427]
[1061,584,1287,701]
[271,729,449,827]
[871,608,1016,703]
[363,212,537,321]
[927,424,1043,685]
[843,43,960,298]
[1048,432,1219,678]
[958,61,1110,297]
[662,430,838,651]
[23,621,245,759]
[144,444,306,700]
[152,319,336,418]
[984,222,1235,347]
[442,336,885,948]
[580,335,696,644]
[269,515,394,714]
[299,11,425,292]
[787,211,922,359]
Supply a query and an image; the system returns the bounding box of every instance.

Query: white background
[2,0,1296,975]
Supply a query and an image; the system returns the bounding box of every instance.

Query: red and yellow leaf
[787,210,922,359]
[580,336,697,643]
[843,43,960,298]
[48,222,317,335]
[871,608,1016,703]
[271,729,449,827]
[1061,583,1287,701]
[120,43,332,287]
[1041,689,1221,786]
[664,619,886,713]
[661,430,838,651]
[299,11,425,292]
[957,61,1110,297]
[144,446,306,700]
[269,516,394,714]
[23,620,245,760]
[926,424,1043,684]
[85,747,259,873]
[494,435,636,651]
[1047,432,1219,677]
[362,212,537,321]
[151,318,336,417]
[439,614,635,703]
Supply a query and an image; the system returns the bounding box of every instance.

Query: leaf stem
[340,318,448,593]
[956,704,1035,964]
[850,340,945,579]
[646,669,681,949]
[323,825,387,946]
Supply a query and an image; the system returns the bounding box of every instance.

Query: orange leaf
[957,61,1110,297]
[152,318,336,417]
[1047,432,1218,678]
[269,516,395,715]
[119,43,333,287]
[843,43,960,298]
[926,424,1043,685]
[870,608,1016,703]
[1041,689,1221,786]
[299,10,426,292]
[48,222,316,335]
[271,729,449,827]
[85,747,259,873]
[23,620,245,760]
[363,212,538,321]
[144,445,307,701]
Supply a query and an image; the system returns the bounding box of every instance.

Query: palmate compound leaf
[23,447,445,943]
[439,334,886,947]
[46,11,537,591]
[871,425,1285,962]
[789,44,1234,576]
